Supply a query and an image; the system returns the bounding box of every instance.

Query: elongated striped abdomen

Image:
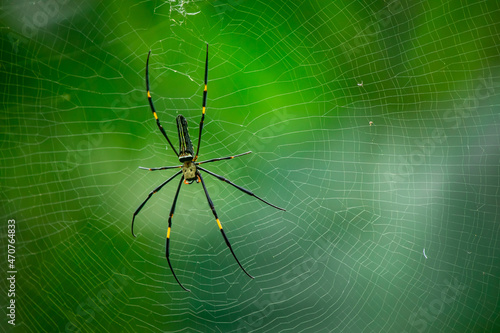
[176,115,194,162]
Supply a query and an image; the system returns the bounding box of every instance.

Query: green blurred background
[1,0,499,332]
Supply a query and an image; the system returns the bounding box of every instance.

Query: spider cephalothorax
[131,44,285,292]
[181,160,197,183]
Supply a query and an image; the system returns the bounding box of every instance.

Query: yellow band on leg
[216,218,222,230]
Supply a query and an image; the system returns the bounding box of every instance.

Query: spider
[131,44,285,291]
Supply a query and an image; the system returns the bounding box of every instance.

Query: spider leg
[165,176,191,292]
[193,44,209,162]
[139,165,182,171]
[146,50,179,156]
[195,151,252,166]
[131,170,182,237]
[198,171,254,279]
[197,166,286,211]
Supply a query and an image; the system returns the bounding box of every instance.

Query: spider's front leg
[165,176,191,292]
[131,170,182,237]
[197,171,254,279]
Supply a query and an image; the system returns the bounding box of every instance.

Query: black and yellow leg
[194,44,209,162]
[146,50,179,156]
[198,171,254,279]
[197,166,286,211]
[139,165,182,171]
[195,151,252,166]
[165,176,191,292]
[131,171,182,237]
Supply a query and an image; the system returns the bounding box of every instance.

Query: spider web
[1,0,500,332]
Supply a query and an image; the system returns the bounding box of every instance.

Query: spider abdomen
[176,114,193,162]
